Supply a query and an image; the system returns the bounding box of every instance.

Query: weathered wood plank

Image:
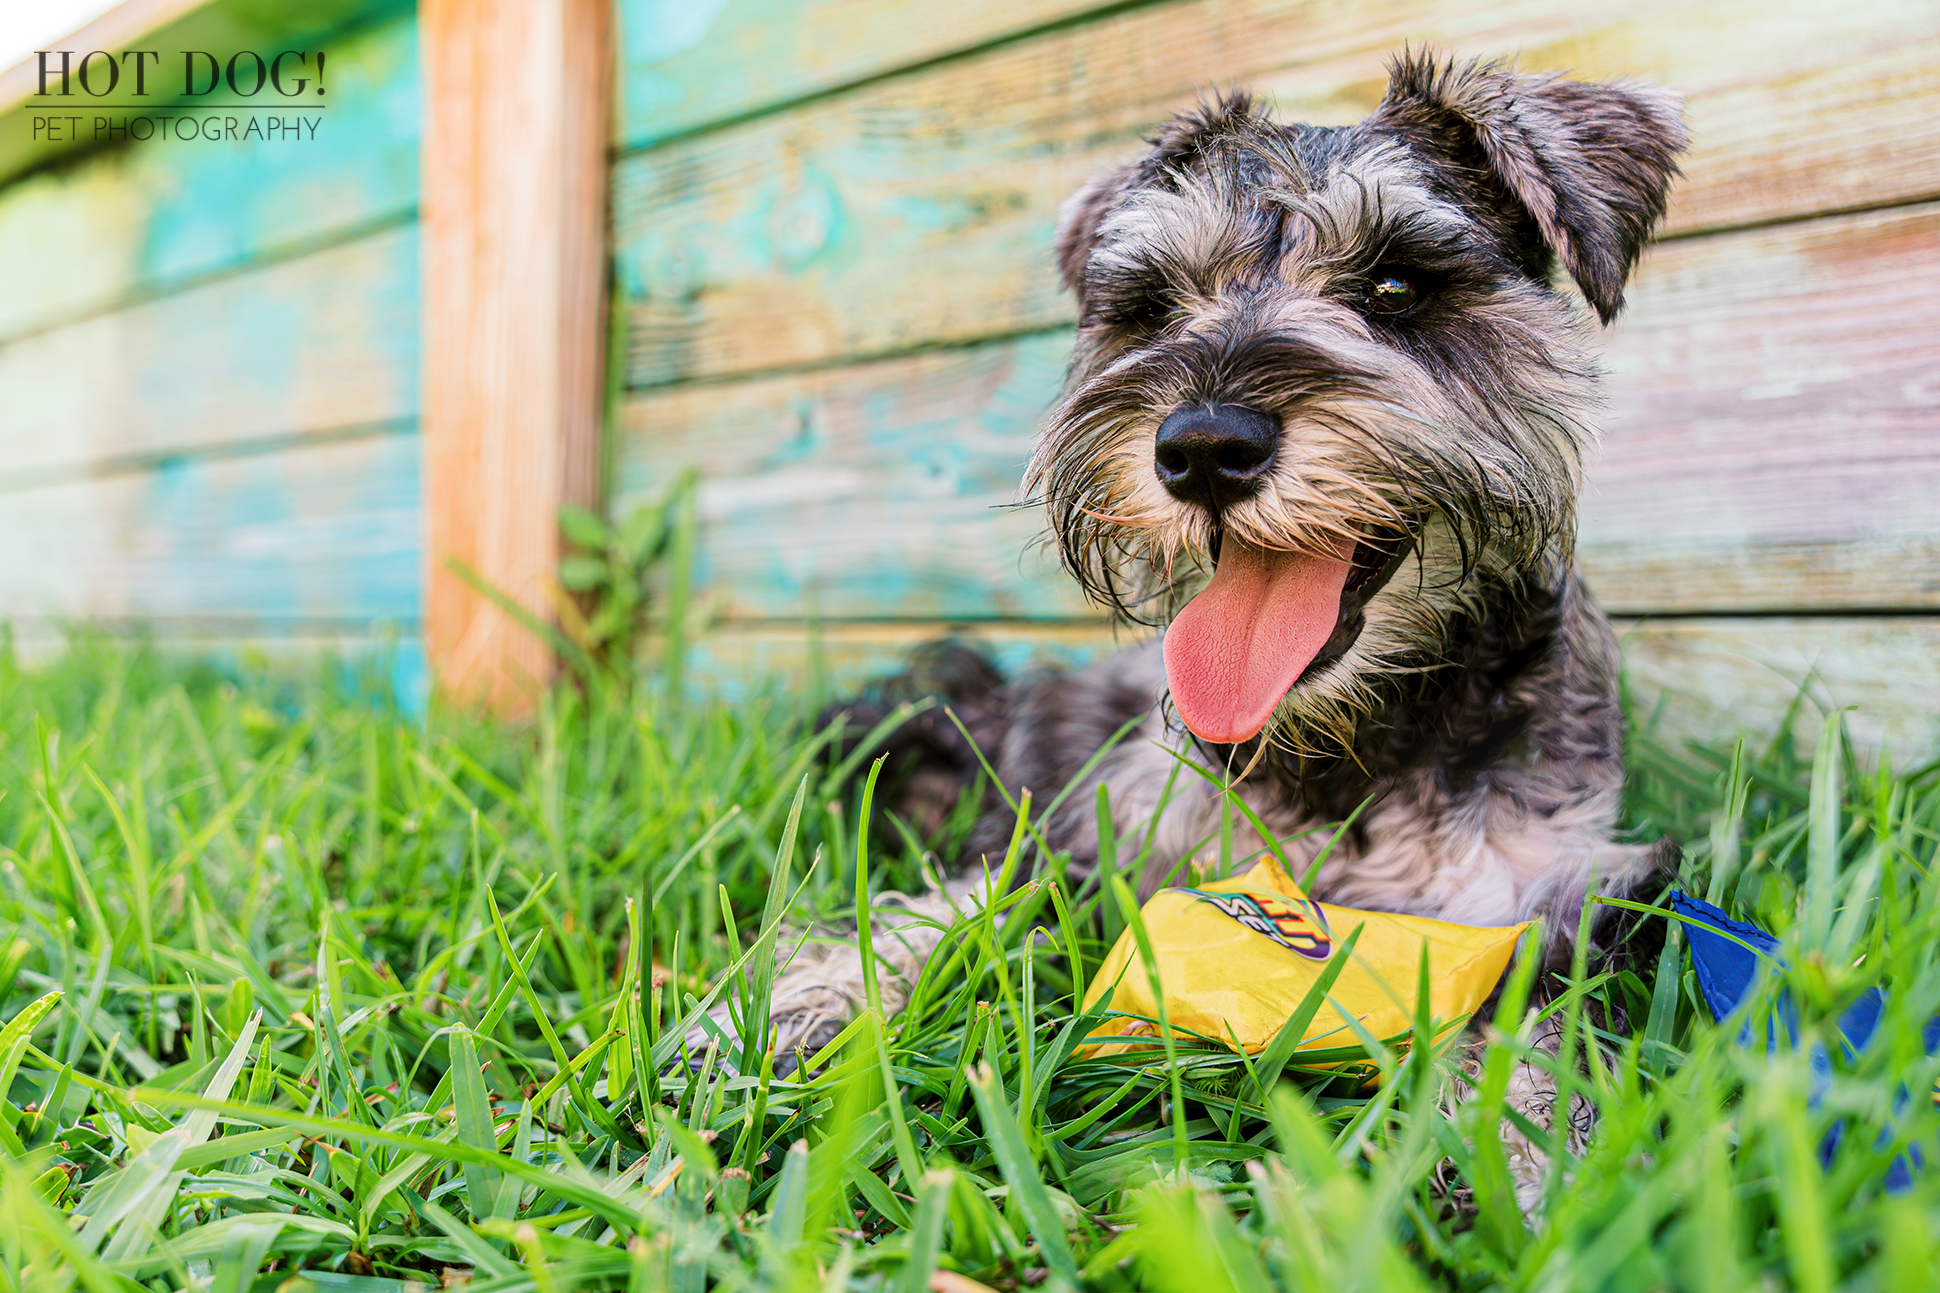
[615,331,1087,620]
[615,0,1128,150]
[1617,617,1940,761]
[1588,539,1940,618]
[684,620,1132,698]
[612,0,1940,387]
[0,432,421,624]
[6,626,432,718]
[421,0,609,713]
[620,203,1940,623]
[0,225,419,483]
[676,616,1940,761]
[0,9,418,344]
[1583,203,1940,614]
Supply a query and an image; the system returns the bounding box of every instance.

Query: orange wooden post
[421,0,611,713]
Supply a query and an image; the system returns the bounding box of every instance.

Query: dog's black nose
[1153,404,1279,509]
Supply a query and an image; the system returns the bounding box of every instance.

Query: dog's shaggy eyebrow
[1313,207,1491,278]
[1089,155,1315,276]
[1263,159,1481,269]
[1085,237,1242,316]
[1095,172,1497,311]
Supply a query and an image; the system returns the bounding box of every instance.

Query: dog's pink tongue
[1163,539,1354,744]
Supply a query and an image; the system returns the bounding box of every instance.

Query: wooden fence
[0,0,424,697]
[0,0,1935,754]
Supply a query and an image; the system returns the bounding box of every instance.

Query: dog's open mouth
[1163,528,1411,744]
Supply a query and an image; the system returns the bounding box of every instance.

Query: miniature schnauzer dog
[723,51,1686,1190]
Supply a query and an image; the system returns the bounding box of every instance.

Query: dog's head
[1028,52,1686,754]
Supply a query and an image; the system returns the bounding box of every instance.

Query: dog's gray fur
[998,50,1683,930]
[715,58,1687,1174]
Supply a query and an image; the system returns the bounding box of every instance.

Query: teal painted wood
[0,430,422,626]
[608,105,1081,389]
[0,6,422,635]
[614,330,1090,620]
[614,0,1126,151]
[0,225,419,483]
[683,623,1130,702]
[0,8,419,346]
[609,0,1940,390]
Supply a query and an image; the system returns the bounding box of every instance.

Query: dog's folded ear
[1052,165,1136,295]
[1053,90,1259,298]
[1376,52,1689,324]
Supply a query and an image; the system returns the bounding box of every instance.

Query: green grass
[2,633,1938,1291]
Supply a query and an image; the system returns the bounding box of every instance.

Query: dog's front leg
[1450,1011,1594,1221]
[684,875,986,1072]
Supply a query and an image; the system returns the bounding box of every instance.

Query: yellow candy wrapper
[1081,858,1529,1061]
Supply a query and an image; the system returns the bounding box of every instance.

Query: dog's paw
[770,1012,848,1077]
[676,1000,851,1079]
[1454,1015,1592,1220]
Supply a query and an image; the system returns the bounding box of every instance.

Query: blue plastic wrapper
[1669,892,1940,1190]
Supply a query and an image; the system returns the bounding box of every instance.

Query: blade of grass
[1802,711,1845,947]
[968,1066,1080,1288]
[1110,875,1189,1178]
[449,1027,503,1220]
[856,756,887,1017]
[483,889,634,1146]
[891,1168,954,1293]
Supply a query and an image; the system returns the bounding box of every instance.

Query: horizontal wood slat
[611,0,1940,388]
[614,0,1126,150]
[0,226,419,486]
[615,332,1087,619]
[1583,203,1940,613]
[0,431,421,624]
[1618,617,1940,760]
[0,10,418,345]
[1589,539,1940,618]
[682,620,1133,698]
[671,616,1940,759]
[5,624,430,699]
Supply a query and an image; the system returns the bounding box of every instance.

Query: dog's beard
[1028,326,1593,754]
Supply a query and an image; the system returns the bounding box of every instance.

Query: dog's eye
[1110,295,1173,334]
[1360,270,1421,316]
